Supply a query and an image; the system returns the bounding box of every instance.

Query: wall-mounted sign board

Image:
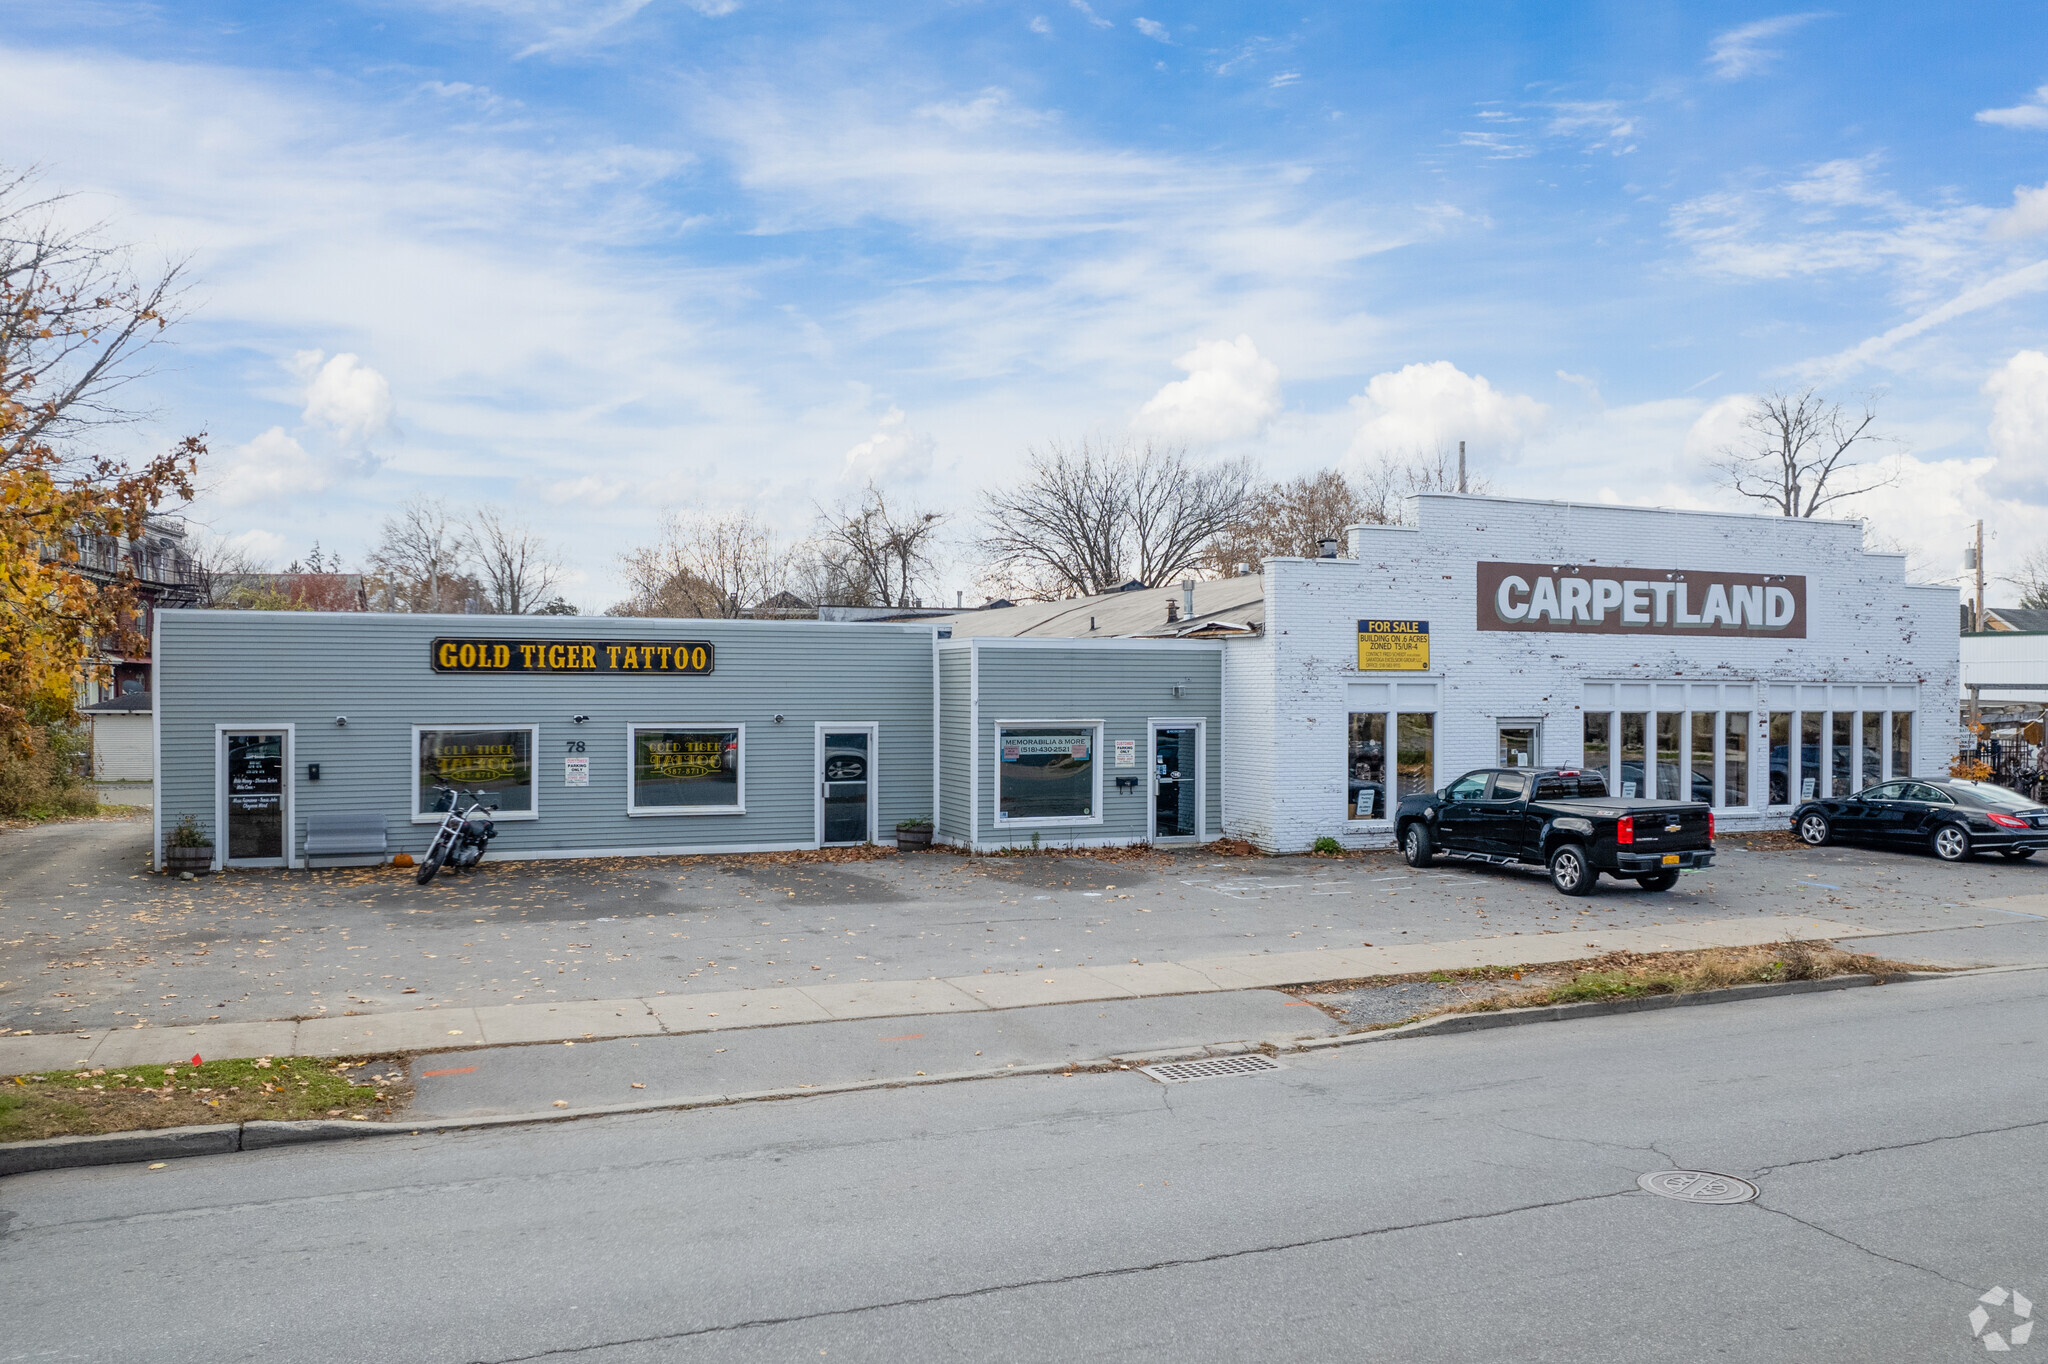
[432,639,715,675]
[1357,619,1430,671]
[1475,563,1807,639]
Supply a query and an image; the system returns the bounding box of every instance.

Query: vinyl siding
[937,646,972,842]
[155,611,935,864]
[967,640,1223,850]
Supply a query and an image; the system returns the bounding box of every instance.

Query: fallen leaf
[631,1082,645,1089]
[147,1162,166,1170]
[552,1099,569,1108]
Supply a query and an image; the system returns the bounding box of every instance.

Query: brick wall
[1221,495,1960,852]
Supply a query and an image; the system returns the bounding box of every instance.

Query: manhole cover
[1637,1170,1759,1204]
[1138,1055,1284,1084]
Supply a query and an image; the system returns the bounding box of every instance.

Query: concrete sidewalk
[0,909,1877,1072]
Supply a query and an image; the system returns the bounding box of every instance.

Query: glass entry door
[1497,723,1540,769]
[819,729,872,845]
[1152,724,1199,840]
[223,731,288,865]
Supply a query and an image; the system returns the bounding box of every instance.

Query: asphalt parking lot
[1,816,2041,1033]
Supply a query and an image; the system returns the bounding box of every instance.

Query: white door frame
[215,724,296,869]
[814,722,879,846]
[1147,717,1206,843]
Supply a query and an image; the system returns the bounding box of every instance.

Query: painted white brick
[1221,494,1960,852]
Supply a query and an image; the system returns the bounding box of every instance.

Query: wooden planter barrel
[162,845,214,874]
[894,826,934,851]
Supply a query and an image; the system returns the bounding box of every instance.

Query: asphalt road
[5,969,2044,1361]
[3,816,2042,1032]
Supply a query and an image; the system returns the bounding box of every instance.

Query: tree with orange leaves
[1,167,203,792]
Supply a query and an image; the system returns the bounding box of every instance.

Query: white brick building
[1220,494,1959,851]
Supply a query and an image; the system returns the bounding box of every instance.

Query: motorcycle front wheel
[416,833,451,885]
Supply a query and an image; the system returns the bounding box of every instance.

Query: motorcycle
[416,785,499,885]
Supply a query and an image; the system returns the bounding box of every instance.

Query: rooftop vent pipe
[1181,579,1196,620]
[1318,537,1340,559]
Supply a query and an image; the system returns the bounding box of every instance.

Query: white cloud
[1029,15,1051,35]
[1344,361,1547,463]
[915,88,1051,132]
[1706,13,1824,81]
[1976,85,2048,131]
[1069,0,1111,28]
[1269,72,1301,89]
[212,427,330,506]
[547,475,627,506]
[1134,335,1282,443]
[300,352,395,446]
[1990,181,2048,239]
[1986,349,2048,462]
[1806,259,2048,379]
[843,406,936,482]
[1134,17,1171,43]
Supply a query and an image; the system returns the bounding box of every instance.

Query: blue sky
[4,1,2046,606]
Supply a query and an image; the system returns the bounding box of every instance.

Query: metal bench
[303,811,390,868]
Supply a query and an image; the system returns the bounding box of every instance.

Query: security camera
[572,714,590,724]
[773,714,784,723]
[334,715,348,727]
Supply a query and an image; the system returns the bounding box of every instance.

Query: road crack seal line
[1748,1203,1972,1288]
[459,1187,1639,1362]
[1752,1114,2048,1176]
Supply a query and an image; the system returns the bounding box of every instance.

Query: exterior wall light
[334,715,348,727]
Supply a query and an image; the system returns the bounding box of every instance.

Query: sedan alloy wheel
[1797,812,1832,846]
[1931,824,1971,862]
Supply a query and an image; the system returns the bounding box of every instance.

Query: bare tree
[978,439,1255,597]
[2007,544,2048,611]
[184,530,271,608]
[467,507,562,615]
[1712,388,1896,517]
[1354,444,1488,525]
[368,497,475,613]
[812,483,947,608]
[1,167,188,461]
[613,510,789,619]
[1205,468,1371,573]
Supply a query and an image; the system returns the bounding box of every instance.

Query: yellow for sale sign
[1357,619,1429,671]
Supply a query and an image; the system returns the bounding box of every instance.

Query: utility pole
[1458,440,1467,495]
[1974,519,1986,633]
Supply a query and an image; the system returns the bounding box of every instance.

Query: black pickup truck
[1394,766,1715,895]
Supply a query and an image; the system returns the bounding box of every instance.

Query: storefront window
[1583,712,1610,789]
[1832,712,1853,797]
[1768,712,1792,804]
[998,725,1097,822]
[1723,712,1750,807]
[630,727,741,812]
[1619,713,1646,798]
[1396,713,1434,799]
[1347,713,1387,820]
[1689,712,1714,804]
[1800,712,1823,801]
[416,726,535,819]
[1655,714,1681,800]
[1891,712,1913,780]
[1861,713,1881,788]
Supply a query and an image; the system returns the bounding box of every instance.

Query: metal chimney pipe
[1181,579,1196,619]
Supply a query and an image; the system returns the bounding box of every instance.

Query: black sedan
[1792,778,2048,862]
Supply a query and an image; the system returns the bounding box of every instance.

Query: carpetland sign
[1475,562,1806,639]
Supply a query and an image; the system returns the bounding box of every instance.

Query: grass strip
[1,1054,412,1143]
[1351,939,1929,1031]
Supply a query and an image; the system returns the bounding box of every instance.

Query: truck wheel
[1636,870,1680,892]
[1548,844,1595,896]
[1796,813,1831,847]
[1402,822,1436,868]
[1931,825,1971,862]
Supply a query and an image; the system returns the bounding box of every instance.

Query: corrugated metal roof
[934,575,1265,639]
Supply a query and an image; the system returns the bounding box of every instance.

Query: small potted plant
[163,814,214,875]
[895,816,934,851]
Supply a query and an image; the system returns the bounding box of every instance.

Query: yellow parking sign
[1358,619,1429,671]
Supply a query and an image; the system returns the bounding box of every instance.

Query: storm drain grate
[1138,1055,1285,1084]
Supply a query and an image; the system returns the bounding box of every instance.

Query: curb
[0,968,1954,1179]
[1296,970,1941,1051]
